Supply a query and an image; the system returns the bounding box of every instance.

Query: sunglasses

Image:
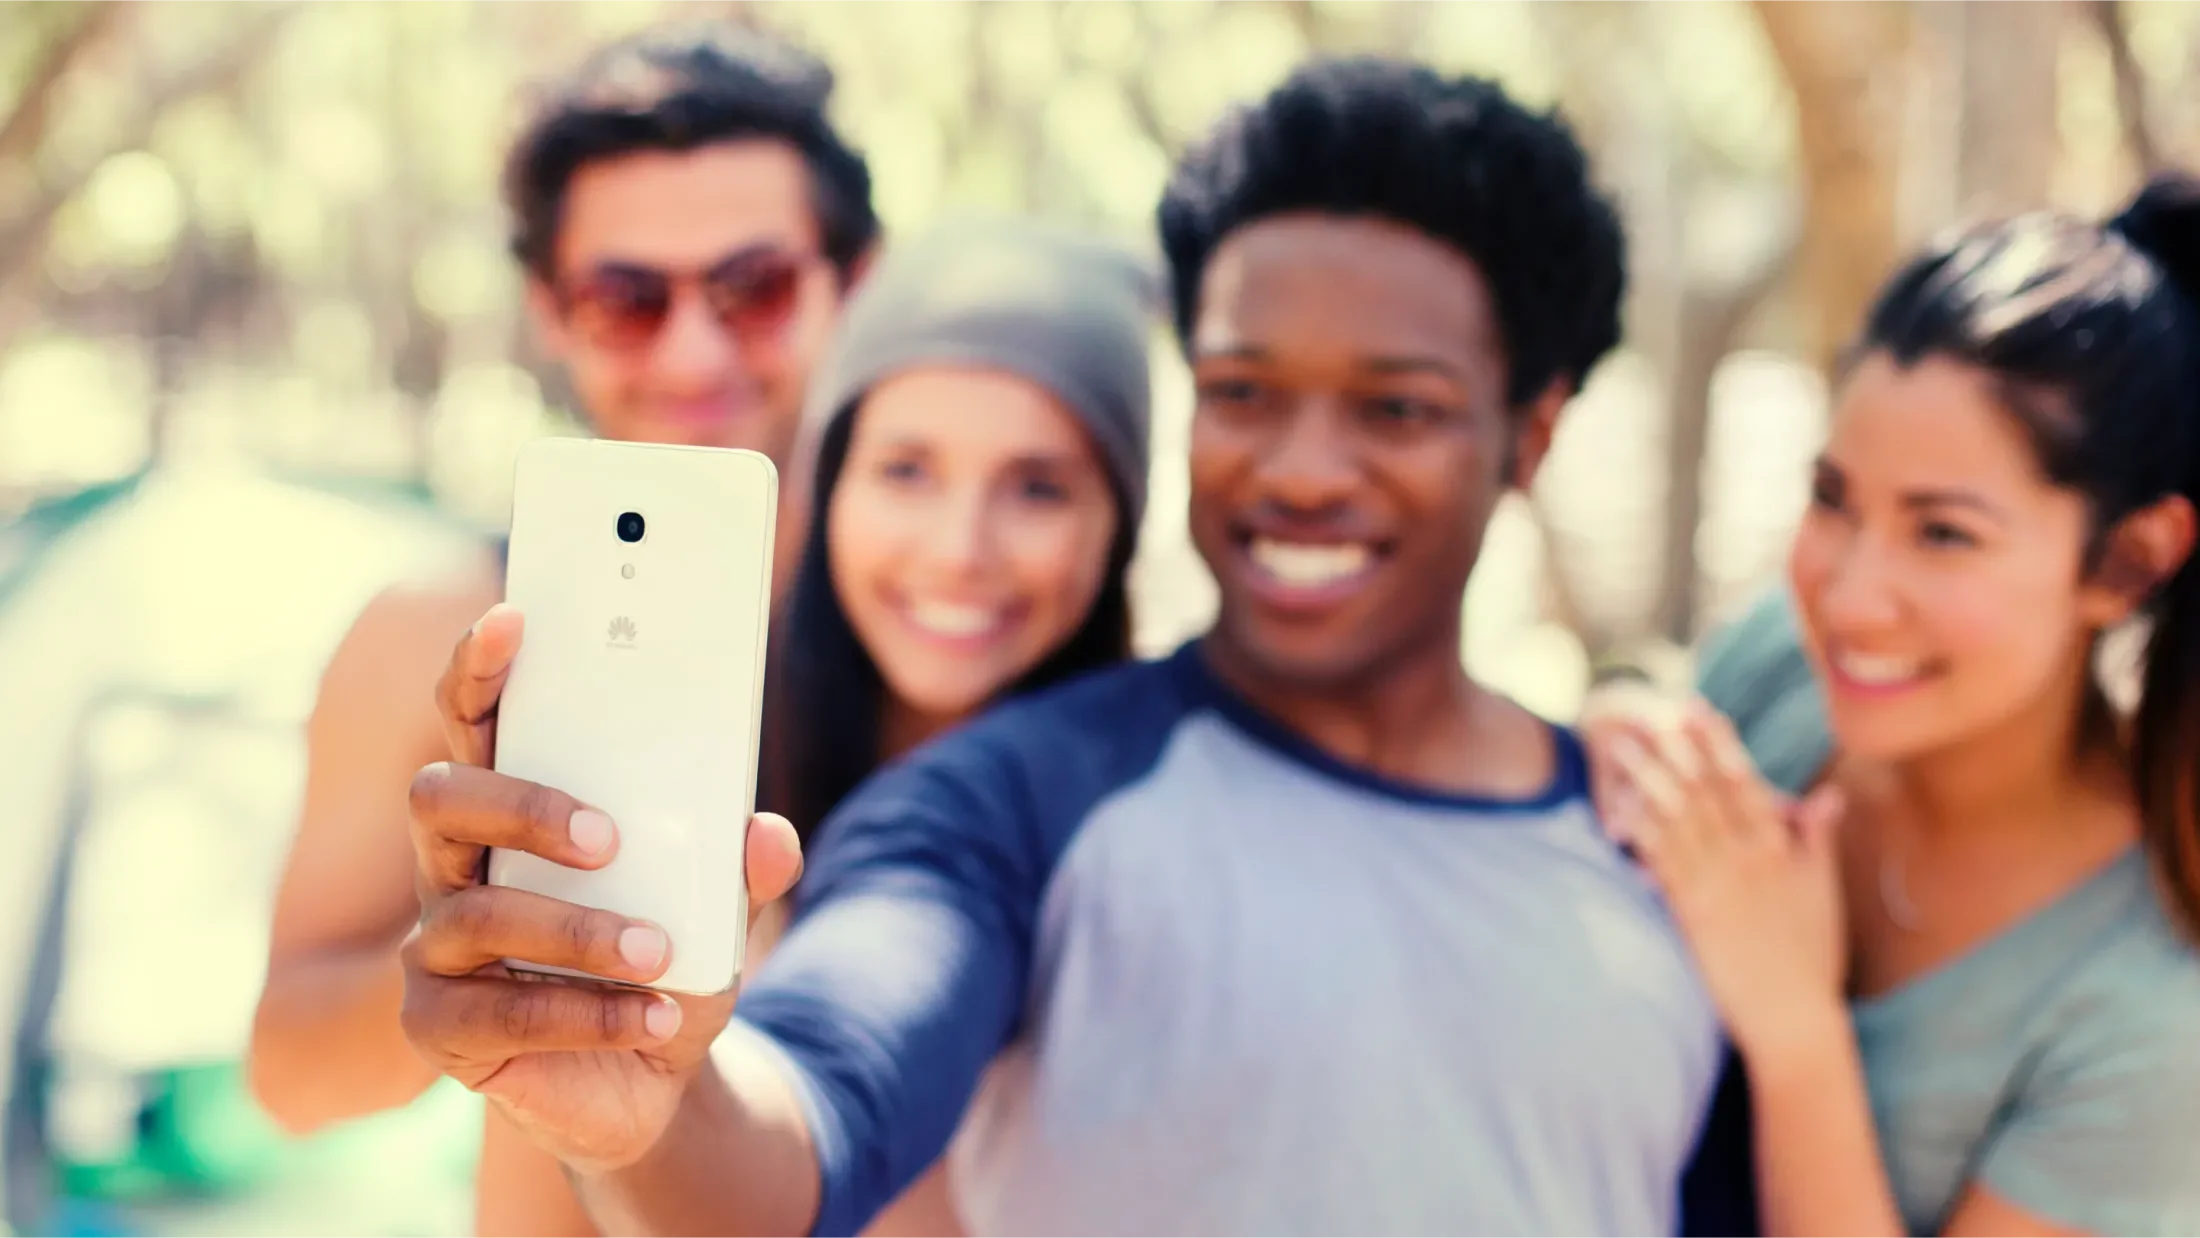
[554,247,818,353]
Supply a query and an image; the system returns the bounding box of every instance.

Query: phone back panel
[489,437,776,996]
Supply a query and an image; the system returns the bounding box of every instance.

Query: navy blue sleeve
[1679,1047,1761,1238]
[732,735,1052,1237]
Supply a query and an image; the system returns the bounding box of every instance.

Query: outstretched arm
[249,570,496,1132]
[396,606,1043,1236]
[569,809,1037,1236]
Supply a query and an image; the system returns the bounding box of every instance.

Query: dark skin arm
[401,604,816,1234]
[475,901,795,1238]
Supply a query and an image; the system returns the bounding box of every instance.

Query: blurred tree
[1936,0,2066,217]
[1753,0,1911,375]
[2091,0,2164,174]
[1537,1,1797,652]
[0,2,301,316]
[11,0,2191,686]
[0,1,130,169]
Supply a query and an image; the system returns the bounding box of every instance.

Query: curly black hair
[1157,57,1626,406]
[502,22,879,281]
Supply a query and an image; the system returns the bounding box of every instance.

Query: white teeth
[1835,652,1925,685]
[1249,539,1374,589]
[906,600,1002,638]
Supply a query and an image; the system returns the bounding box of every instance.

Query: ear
[1505,377,1573,490]
[2081,494,2198,627]
[523,278,570,362]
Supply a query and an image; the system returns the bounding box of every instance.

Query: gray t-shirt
[734,642,1731,1235]
[1698,590,2200,1235]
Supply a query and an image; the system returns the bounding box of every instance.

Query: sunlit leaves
[1652,2,1794,176]
[0,332,151,483]
[412,230,514,327]
[1042,71,1169,233]
[148,97,254,236]
[73,149,182,266]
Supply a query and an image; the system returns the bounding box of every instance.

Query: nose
[915,480,994,582]
[1255,399,1359,513]
[1814,531,1906,635]
[648,290,750,392]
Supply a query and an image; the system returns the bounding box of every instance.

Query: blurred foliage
[0,0,2196,647]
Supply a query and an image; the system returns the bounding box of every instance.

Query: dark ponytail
[1858,173,2200,941]
[2110,176,2200,942]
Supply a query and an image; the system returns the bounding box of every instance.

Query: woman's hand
[1596,700,1851,1060]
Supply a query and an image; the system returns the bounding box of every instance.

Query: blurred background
[0,0,2192,1233]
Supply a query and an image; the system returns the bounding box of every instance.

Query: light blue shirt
[1699,590,2200,1235]
[734,641,1737,1235]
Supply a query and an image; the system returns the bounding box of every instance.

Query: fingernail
[569,809,614,857]
[618,924,667,971]
[644,999,681,1041]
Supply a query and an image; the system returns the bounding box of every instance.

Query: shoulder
[800,653,1195,896]
[2031,882,2200,1072]
[332,551,504,676]
[1973,872,2200,1232]
[1692,588,1829,796]
[882,651,1189,806]
[311,549,503,729]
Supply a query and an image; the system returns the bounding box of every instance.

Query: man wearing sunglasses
[245,21,877,1231]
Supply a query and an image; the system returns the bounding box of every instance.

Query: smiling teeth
[1835,652,1924,685]
[1250,539,1373,588]
[908,601,1001,638]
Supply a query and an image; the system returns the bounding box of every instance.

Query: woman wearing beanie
[769,218,1155,1235]
[763,214,1156,859]
[1594,175,2200,1237]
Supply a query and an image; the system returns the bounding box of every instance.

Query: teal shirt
[1697,589,2200,1236]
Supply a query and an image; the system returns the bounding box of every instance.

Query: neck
[879,696,966,763]
[1199,622,1484,784]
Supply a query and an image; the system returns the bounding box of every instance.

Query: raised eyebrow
[1900,488,2010,523]
[1359,355,1470,384]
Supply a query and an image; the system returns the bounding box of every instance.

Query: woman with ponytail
[1593,174,2200,1237]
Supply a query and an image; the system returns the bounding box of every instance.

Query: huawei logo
[607,615,637,646]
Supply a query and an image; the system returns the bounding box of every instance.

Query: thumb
[1793,784,1847,862]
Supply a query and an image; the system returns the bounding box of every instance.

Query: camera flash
[621,563,636,580]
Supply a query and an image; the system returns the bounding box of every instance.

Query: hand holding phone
[398,605,803,1173]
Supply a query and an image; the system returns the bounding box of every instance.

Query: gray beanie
[803,215,1157,529]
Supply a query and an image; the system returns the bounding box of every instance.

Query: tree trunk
[1753,0,1912,374]
[0,2,134,166]
[0,4,302,306]
[1651,225,1799,643]
[1952,1,2065,216]
[2090,0,2164,176]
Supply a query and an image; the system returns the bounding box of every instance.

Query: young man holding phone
[244,19,877,1227]
[395,58,1748,1235]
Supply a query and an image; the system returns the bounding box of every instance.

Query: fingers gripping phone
[489,438,776,996]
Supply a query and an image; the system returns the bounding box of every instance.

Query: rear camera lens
[617,511,646,543]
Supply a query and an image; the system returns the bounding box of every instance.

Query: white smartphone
[488,436,777,996]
